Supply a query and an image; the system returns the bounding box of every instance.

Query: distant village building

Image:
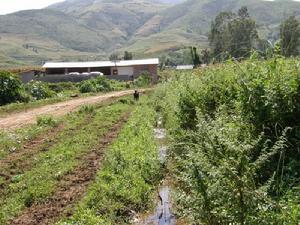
[41,58,159,82]
[176,65,194,70]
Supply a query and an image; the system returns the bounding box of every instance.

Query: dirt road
[0,89,141,130]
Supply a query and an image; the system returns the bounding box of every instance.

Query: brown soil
[9,112,130,225]
[0,89,148,130]
[0,113,95,192]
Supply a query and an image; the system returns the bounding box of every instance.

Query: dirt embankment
[0,89,147,130]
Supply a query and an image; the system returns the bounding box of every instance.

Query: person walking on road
[134,90,140,101]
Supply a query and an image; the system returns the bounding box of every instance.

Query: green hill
[125,0,300,54]
[0,0,299,67]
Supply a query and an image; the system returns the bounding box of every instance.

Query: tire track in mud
[9,112,131,225]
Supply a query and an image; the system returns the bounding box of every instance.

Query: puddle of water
[134,118,175,225]
[154,128,166,139]
[159,146,167,162]
[143,186,176,225]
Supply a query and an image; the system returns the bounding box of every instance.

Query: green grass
[0,118,60,160]
[0,100,132,224]
[57,96,162,224]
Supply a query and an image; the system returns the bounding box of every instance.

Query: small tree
[109,53,120,61]
[123,51,133,60]
[209,7,258,60]
[280,16,300,57]
[190,46,201,67]
[201,49,211,65]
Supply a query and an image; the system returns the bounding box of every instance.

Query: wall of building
[21,64,158,83]
[19,71,133,83]
[133,64,158,81]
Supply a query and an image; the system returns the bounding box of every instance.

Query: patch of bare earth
[9,112,131,225]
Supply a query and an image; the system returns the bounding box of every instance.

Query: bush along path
[0,100,132,225]
[56,97,163,225]
[154,57,300,224]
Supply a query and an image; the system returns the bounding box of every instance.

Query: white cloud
[0,0,64,15]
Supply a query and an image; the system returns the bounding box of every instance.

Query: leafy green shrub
[154,56,300,224]
[18,89,31,103]
[0,71,24,105]
[134,71,152,87]
[48,83,64,93]
[36,115,58,127]
[79,80,96,93]
[94,77,114,92]
[25,81,55,100]
[79,77,114,93]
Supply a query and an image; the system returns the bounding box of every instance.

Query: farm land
[0,56,300,224]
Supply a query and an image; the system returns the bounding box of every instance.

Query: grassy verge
[57,97,162,224]
[0,100,132,224]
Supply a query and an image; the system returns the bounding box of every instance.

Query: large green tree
[209,7,258,60]
[280,16,300,57]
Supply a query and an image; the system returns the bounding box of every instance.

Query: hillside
[0,0,299,67]
[125,0,300,54]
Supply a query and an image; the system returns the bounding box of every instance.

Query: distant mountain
[0,0,299,67]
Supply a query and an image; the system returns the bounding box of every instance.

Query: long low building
[42,58,159,81]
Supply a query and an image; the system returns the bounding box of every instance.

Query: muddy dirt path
[0,89,147,130]
[9,112,130,225]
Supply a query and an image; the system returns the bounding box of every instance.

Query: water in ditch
[139,118,176,225]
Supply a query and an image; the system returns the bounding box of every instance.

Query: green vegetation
[25,81,55,100]
[0,74,131,115]
[154,56,300,224]
[57,97,162,224]
[36,115,58,127]
[0,117,59,160]
[79,77,126,94]
[0,71,24,105]
[133,71,153,87]
[280,16,300,57]
[0,100,131,224]
[209,7,258,60]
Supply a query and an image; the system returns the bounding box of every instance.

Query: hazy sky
[0,0,64,15]
[0,0,300,15]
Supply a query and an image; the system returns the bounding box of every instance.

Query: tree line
[170,7,300,67]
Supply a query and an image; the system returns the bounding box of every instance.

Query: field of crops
[0,94,165,225]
